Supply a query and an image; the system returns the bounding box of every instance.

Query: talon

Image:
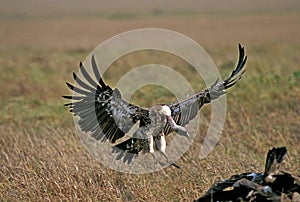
[171,162,181,169]
[151,153,157,165]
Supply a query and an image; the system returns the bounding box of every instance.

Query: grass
[0,6,300,201]
[0,42,299,201]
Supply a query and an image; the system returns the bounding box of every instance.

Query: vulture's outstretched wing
[264,147,287,176]
[63,55,149,143]
[164,44,247,135]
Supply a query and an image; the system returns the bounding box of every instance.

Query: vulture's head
[161,105,189,138]
[161,105,172,116]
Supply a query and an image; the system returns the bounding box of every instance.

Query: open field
[0,1,300,201]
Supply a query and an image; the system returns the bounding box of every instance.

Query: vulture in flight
[63,44,247,167]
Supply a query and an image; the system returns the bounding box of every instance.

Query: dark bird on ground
[63,44,247,167]
[195,147,300,202]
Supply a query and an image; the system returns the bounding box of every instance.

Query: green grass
[0,40,299,201]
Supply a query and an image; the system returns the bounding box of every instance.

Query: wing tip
[61,95,70,99]
[65,82,74,90]
[72,72,77,80]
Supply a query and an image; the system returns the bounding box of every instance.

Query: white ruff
[161,105,171,116]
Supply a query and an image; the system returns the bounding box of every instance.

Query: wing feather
[91,55,107,88]
[72,72,96,92]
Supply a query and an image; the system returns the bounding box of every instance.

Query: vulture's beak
[174,126,189,138]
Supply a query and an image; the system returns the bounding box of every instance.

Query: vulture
[63,44,247,167]
[195,147,300,202]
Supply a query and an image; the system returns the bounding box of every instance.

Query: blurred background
[1,0,299,49]
[0,0,299,201]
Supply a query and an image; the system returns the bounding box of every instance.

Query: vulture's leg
[149,135,166,167]
[148,135,158,165]
[157,133,180,169]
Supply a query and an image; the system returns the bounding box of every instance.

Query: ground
[0,1,299,201]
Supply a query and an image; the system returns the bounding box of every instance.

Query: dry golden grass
[0,2,300,201]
